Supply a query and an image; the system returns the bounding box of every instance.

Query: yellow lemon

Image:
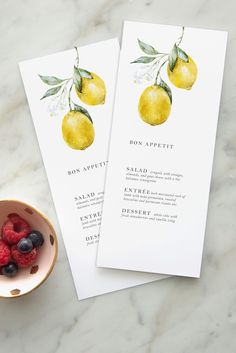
[167,56,197,90]
[138,85,171,125]
[62,110,94,150]
[76,72,106,105]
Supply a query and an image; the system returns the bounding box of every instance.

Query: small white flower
[133,62,158,84]
[48,101,58,117]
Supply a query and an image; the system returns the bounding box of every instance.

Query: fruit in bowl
[1,214,45,275]
[0,200,58,298]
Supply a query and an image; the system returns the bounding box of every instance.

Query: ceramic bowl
[0,200,58,298]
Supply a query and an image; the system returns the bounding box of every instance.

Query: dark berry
[28,231,44,247]
[17,238,33,253]
[2,262,18,278]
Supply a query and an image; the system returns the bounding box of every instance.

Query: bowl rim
[0,199,58,299]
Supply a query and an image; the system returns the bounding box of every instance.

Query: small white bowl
[0,200,58,298]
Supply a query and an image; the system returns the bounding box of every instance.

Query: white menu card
[20,39,165,299]
[97,23,227,278]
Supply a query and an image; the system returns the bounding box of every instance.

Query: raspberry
[11,245,37,268]
[2,213,30,245]
[0,240,11,266]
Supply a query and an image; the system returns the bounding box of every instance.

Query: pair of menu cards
[20,21,227,299]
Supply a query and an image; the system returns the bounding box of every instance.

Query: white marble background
[0,0,235,352]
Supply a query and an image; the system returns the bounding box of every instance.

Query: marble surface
[0,0,235,352]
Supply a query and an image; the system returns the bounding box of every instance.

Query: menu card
[97,23,227,277]
[19,38,166,299]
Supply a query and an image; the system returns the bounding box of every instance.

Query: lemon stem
[68,82,73,110]
[176,26,185,47]
[74,46,80,67]
[154,59,168,85]
[156,52,168,56]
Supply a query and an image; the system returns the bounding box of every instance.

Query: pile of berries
[0,213,44,278]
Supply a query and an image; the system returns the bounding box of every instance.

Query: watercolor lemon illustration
[131,27,198,126]
[75,72,106,105]
[39,47,106,150]
[167,55,197,90]
[62,110,94,150]
[138,84,171,125]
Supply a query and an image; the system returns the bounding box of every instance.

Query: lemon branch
[154,58,168,85]
[146,54,167,73]
[55,78,73,112]
[155,53,168,61]
[175,26,185,47]
[74,46,80,67]
[133,53,168,84]
[154,26,185,84]
[68,82,74,111]
[51,79,71,111]
[67,47,81,110]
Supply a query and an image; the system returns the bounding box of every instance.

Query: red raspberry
[11,246,37,268]
[2,213,30,245]
[0,240,11,266]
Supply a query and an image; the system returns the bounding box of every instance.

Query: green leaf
[79,68,93,79]
[159,78,172,103]
[137,39,158,55]
[168,44,178,71]
[177,47,189,62]
[40,86,62,100]
[38,75,65,85]
[73,66,82,92]
[131,56,156,64]
[73,104,93,124]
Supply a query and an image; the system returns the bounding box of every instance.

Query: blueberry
[2,262,18,277]
[28,231,44,247]
[17,237,33,253]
